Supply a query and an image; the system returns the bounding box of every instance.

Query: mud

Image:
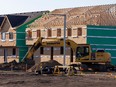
[0,71,116,87]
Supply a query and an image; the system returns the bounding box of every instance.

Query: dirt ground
[0,71,116,87]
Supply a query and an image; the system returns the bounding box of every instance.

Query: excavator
[22,37,113,72]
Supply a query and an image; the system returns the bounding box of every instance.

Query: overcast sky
[0,0,115,14]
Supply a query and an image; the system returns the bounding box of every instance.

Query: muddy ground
[0,71,116,87]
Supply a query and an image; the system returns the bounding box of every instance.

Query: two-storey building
[26,4,116,65]
[0,11,49,63]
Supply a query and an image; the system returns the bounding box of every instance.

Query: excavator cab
[75,45,90,61]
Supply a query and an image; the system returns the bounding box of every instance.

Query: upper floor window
[26,30,32,39]
[1,32,6,41]
[9,32,13,41]
[78,28,82,36]
[47,29,52,37]
[57,28,61,37]
[37,30,41,37]
[67,28,72,37]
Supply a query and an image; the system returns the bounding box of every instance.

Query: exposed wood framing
[29,4,116,29]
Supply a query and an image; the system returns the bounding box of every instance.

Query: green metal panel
[87,25,116,65]
[16,15,42,62]
[87,29,116,36]
[87,38,116,44]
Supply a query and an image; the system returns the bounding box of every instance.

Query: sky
[0,0,115,14]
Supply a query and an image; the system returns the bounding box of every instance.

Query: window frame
[37,30,41,38]
[9,32,14,41]
[1,32,6,41]
[12,48,16,56]
[67,28,72,37]
[47,29,52,37]
[78,28,82,36]
[57,28,61,37]
[26,30,32,39]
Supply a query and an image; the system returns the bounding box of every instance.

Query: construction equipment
[23,37,113,72]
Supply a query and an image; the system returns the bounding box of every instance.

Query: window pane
[12,48,16,55]
[67,28,72,36]
[1,33,6,40]
[57,28,61,37]
[40,47,44,54]
[78,28,82,36]
[37,30,41,37]
[9,32,13,39]
[27,30,32,39]
[60,47,63,54]
[48,29,52,37]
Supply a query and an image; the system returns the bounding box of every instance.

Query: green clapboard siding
[16,15,42,62]
[87,25,116,65]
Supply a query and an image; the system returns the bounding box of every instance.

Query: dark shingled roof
[7,15,28,27]
[0,17,4,26]
[0,11,49,28]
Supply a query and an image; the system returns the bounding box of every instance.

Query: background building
[25,4,116,65]
[0,11,49,63]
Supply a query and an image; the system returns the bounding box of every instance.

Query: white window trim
[32,36,37,39]
[82,35,86,37]
[1,39,6,42]
[9,39,14,41]
[32,30,37,32]
[52,36,57,38]
[52,28,56,30]
[72,36,78,38]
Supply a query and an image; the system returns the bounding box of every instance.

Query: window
[27,30,32,39]
[57,28,61,37]
[60,47,64,54]
[47,29,52,37]
[76,46,89,58]
[40,47,44,54]
[37,30,41,37]
[1,32,6,41]
[78,28,82,36]
[9,32,13,41]
[67,28,72,37]
[12,48,16,55]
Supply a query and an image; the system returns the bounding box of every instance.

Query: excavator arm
[22,37,43,62]
[22,37,78,62]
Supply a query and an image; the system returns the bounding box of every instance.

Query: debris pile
[41,60,62,68]
[0,59,35,71]
[27,60,62,72]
